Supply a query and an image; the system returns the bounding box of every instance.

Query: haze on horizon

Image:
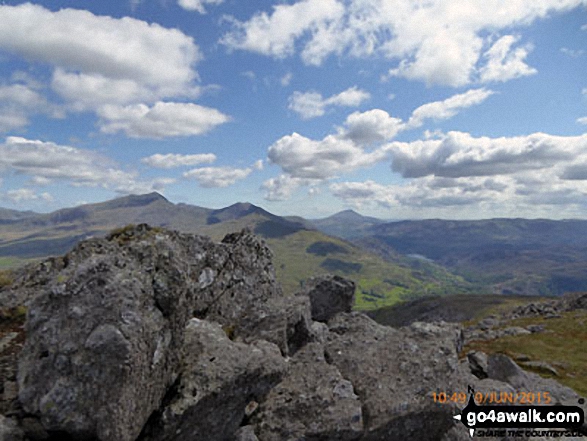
[0,0,586,220]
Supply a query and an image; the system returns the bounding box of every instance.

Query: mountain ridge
[6,194,587,299]
[0,194,472,307]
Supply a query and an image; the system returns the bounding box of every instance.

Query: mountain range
[0,193,471,309]
[348,218,587,296]
[2,192,587,302]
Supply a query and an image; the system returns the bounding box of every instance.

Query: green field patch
[0,256,30,270]
[464,310,587,396]
[306,241,349,256]
[320,258,362,274]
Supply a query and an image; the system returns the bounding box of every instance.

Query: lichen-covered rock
[0,415,23,441]
[234,292,314,356]
[15,225,283,441]
[193,230,282,325]
[303,275,355,322]
[252,343,363,441]
[468,350,489,379]
[324,313,463,440]
[562,292,587,311]
[140,319,286,441]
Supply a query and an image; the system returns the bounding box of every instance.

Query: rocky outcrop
[11,225,284,441]
[140,319,286,441]
[0,224,585,441]
[304,274,355,322]
[325,315,462,440]
[251,343,363,441]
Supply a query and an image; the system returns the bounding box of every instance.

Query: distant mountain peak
[329,209,367,221]
[132,192,168,203]
[225,202,254,211]
[101,192,170,209]
[339,209,361,216]
[208,202,267,223]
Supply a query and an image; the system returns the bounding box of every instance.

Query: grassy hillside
[464,309,587,396]
[264,229,473,309]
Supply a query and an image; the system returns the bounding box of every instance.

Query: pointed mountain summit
[327,209,382,223]
[311,209,385,240]
[207,202,268,224]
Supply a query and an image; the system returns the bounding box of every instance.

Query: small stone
[521,361,559,376]
[245,401,259,418]
[467,351,488,379]
[501,326,531,337]
[526,324,545,333]
[512,353,531,362]
[545,313,561,319]
[333,379,357,399]
[234,425,259,441]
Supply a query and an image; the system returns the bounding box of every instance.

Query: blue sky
[0,0,586,219]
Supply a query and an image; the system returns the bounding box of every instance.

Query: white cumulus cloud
[4,188,54,203]
[406,89,495,129]
[222,0,584,86]
[0,3,228,138]
[98,102,230,138]
[387,131,587,178]
[178,0,224,14]
[267,132,389,180]
[220,0,344,61]
[288,86,370,119]
[265,89,498,200]
[0,83,60,132]
[340,109,404,144]
[183,166,253,188]
[0,137,173,194]
[262,175,307,201]
[478,35,537,83]
[0,4,200,101]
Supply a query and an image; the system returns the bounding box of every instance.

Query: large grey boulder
[304,275,355,322]
[252,343,363,441]
[324,313,463,440]
[193,230,282,325]
[15,225,283,441]
[562,292,587,311]
[234,292,315,356]
[140,319,286,441]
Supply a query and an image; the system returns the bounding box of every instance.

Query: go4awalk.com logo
[453,388,585,438]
